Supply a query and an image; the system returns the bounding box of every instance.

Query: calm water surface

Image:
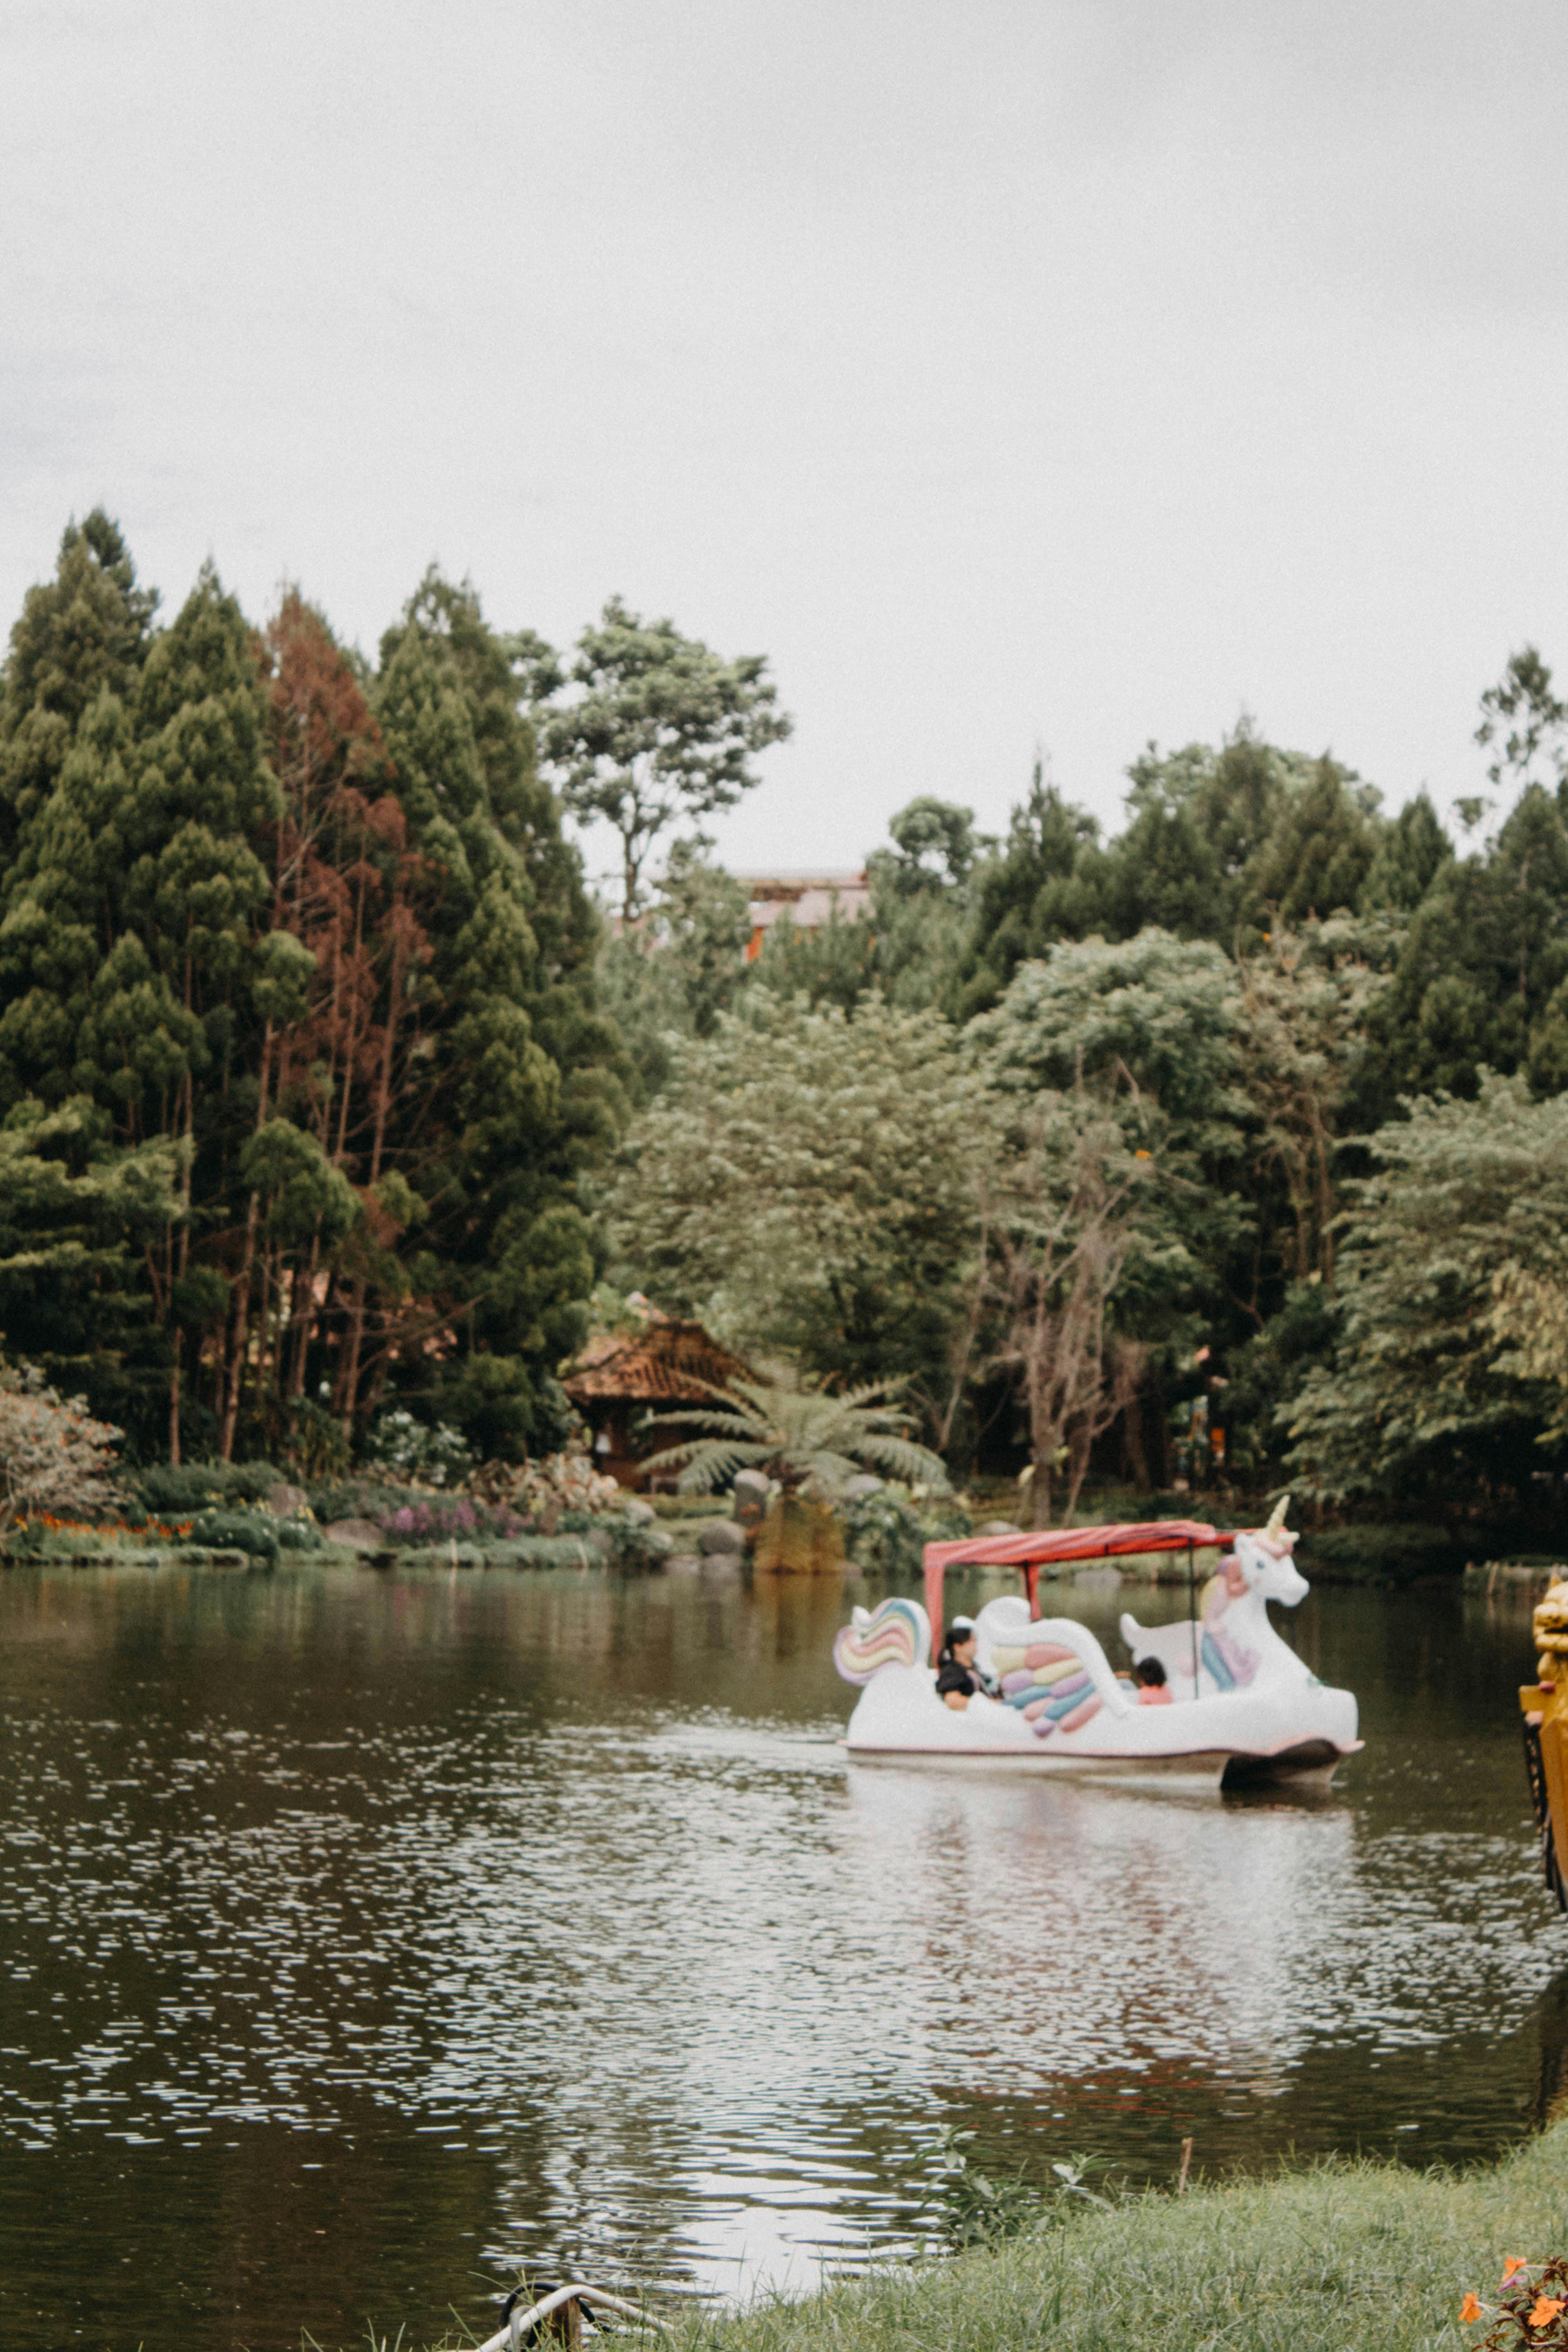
[1,1557,1565,2350]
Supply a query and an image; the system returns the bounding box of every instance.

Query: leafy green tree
[964,1083,1152,1527]
[970,929,1248,1162]
[597,844,750,1098]
[863,798,991,1014]
[748,798,995,1021]
[1284,1073,1568,1500]
[955,760,1102,1014]
[604,991,995,1420]
[1363,785,1568,1102]
[1235,918,1389,1283]
[749,901,882,1015]
[868,797,988,896]
[543,596,792,919]
[1097,731,1381,946]
[1245,758,1380,922]
[1476,644,1567,798]
[968,930,1258,1467]
[0,1097,183,1416]
[1361,792,1452,912]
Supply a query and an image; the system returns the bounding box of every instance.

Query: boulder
[269,1483,311,1518]
[732,1469,770,1526]
[977,1519,1021,1536]
[697,1517,747,1556]
[324,1518,384,1553]
[842,1474,884,1499]
[622,1497,657,1525]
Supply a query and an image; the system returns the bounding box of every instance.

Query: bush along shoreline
[0,1350,1539,1581]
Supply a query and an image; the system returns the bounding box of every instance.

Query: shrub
[843,1483,971,1576]
[1298,1523,1466,1584]
[0,1362,124,1535]
[130,1460,283,1517]
[376,1495,526,1547]
[180,1508,280,1564]
[305,1476,423,1526]
[605,1516,675,1571]
[362,1409,474,1490]
[273,1517,324,1552]
[473,1444,625,1526]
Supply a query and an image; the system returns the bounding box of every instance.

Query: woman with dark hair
[936,1616,982,1710]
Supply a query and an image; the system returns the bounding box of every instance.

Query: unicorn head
[1233,1497,1307,1606]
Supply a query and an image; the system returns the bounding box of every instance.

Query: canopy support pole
[923,1552,944,1665]
[1188,1539,1199,1697]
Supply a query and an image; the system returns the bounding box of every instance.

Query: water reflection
[0,1563,1563,2351]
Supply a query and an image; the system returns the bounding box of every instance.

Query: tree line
[5,506,1566,1519]
[0,514,783,1469]
[604,659,1568,1523]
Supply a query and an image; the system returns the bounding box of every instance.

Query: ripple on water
[0,1564,1563,2345]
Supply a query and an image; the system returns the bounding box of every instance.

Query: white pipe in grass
[476,2283,673,2352]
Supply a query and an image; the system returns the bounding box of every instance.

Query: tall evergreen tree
[368,574,622,1455]
[0,510,158,855]
[956,760,1102,1014]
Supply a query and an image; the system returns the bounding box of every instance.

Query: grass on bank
[416,2124,1568,2352]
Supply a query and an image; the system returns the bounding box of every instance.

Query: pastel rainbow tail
[834,1597,929,1685]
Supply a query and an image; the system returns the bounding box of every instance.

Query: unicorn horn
[1264,1494,1291,1539]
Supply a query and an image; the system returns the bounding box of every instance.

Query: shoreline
[458,2123,1568,2352]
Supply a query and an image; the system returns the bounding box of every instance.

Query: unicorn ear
[851,1607,871,1628]
[1265,1494,1291,1540]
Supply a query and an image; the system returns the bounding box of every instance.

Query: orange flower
[1529,2295,1566,2329]
[1460,2293,1482,2322]
[1506,2260,1532,2281]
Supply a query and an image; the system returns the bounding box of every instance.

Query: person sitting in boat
[936,1617,983,1710]
[1133,1657,1173,1706]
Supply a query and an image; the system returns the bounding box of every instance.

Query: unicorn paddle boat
[833,1504,1361,1789]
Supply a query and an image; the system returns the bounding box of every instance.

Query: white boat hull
[843,1664,1360,1787]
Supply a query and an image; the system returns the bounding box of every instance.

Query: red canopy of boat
[922,1519,1235,1658]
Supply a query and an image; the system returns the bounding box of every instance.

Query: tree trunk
[1123,1395,1151,1492]
[1028,1445,1053,1530]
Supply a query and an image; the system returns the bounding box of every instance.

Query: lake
[1,1555,1564,2350]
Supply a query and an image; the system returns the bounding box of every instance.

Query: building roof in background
[734,870,868,901]
[562,1311,755,1404]
[738,871,871,945]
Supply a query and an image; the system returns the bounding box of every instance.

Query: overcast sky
[3,0,1565,888]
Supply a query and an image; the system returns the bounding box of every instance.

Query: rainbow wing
[834,1597,928,1685]
[986,1635,1104,1737]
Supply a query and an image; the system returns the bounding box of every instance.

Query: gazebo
[561,1308,755,1487]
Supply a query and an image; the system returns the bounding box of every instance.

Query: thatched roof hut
[562,1308,754,1486]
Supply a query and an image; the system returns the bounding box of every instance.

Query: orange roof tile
[562,1319,754,1404]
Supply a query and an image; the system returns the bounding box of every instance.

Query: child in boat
[1134,1657,1173,1705]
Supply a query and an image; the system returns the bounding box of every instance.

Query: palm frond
[637,1372,949,1494]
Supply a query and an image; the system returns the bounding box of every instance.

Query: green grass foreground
[650,2127,1568,2352]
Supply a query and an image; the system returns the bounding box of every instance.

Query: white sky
[3,0,1566,891]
